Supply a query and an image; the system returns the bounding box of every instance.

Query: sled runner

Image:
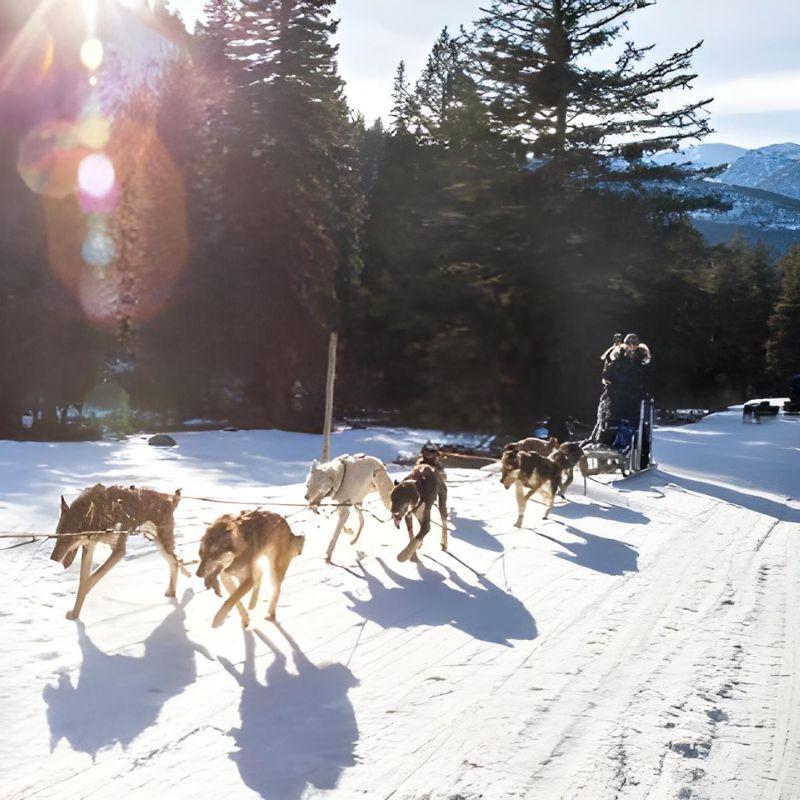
[580,397,655,490]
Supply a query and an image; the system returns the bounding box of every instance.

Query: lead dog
[196,510,304,627]
[391,463,447,562]
[305,453,394,562]
[50,484,186,620]
[500,444,577,527]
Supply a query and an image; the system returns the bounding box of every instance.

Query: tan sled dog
[50,484,186,620]
[506,435,559,457]
[500,445,576,526]
[196,510,305,627]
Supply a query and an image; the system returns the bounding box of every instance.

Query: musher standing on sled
[593,333,652,466]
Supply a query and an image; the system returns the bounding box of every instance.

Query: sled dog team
[50,437,586,624]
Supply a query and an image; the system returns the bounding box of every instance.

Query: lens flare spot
[77,116,111,149]
[37,34,55,84]
[78,184,118,213]
[80,38,104,72]
[44,121,188,328]
[17,121,87,199]
[82,229,116,268]
[78,153,115,198]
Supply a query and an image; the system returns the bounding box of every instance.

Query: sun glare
[80,37,104,72]
[81,0,98,35]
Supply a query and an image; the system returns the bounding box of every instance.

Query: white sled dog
[305,453,394,562]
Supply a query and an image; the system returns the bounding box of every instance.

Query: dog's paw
[266,612,276,622]
[65,609,79,621]
[211,614,226,629]
[241,615,251,629]
[164,589,176,598]
[514,521,522,529]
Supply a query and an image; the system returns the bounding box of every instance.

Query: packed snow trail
[0,410,798,799]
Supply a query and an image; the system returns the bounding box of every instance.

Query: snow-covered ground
[1,408,799,800]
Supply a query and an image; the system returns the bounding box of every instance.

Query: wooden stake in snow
[321,331,338,463]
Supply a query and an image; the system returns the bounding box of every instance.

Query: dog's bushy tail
[171,488,182,510]
[372,464,394,511]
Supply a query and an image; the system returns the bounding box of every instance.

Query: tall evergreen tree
[766,244,800,384]
[696,236,778,401]
[389,61,416,135]
[473,0,712,173]
[160,0,363,428]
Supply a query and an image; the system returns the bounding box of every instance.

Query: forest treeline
[0,0,798,438]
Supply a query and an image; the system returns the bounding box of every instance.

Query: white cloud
[708,72,800,115]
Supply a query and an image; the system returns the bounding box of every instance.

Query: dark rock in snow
[148,434,177,447]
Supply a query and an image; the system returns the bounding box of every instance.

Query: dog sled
[579,397,655,488]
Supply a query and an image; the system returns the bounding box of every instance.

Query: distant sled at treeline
[743,375,800,420]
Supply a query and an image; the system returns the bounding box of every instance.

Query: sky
[171,0,800,150]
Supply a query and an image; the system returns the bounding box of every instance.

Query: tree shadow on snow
[536,526,639,576]
[42,590,210,758]
[218,626,358,800]
[449,513,504,552]
[344,557,537,646]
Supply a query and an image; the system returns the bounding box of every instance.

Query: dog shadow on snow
[535,525,639,576]
[449,513,504,552]
[344,557,537,646]
[43,589,211,758]
[218,626,358,800]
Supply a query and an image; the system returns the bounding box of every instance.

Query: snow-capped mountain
[719,143,800,201]
[652,142,746,169]
[655,142,800,257]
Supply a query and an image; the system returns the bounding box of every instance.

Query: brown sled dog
[554,441,586,496]
[50,484,186,620]
[417,443,449,531]
[196,510,305,628]
[506,436,559,457]
[500,444,577,527]
[390,463,447,562]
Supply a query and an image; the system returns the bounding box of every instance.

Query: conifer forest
[1,0,798,440]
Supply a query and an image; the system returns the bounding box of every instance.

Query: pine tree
[389,61,416,135]
[766,244,800,383]
[473,0,712,173]
[195,0,363,428]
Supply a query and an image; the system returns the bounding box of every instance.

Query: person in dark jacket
[593,333,652,446]
[600,333,624,366]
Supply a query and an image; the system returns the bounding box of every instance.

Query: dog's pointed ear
[60,495,69,513]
